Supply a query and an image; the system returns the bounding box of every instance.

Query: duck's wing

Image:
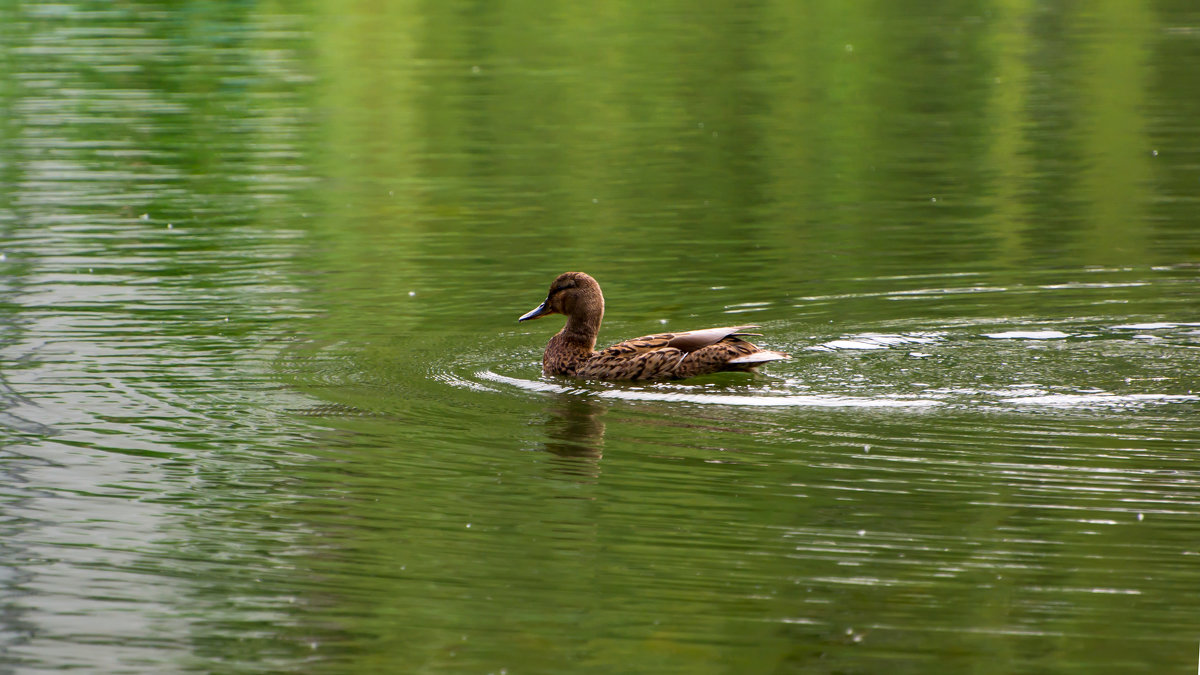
[663,325,761,352]
[605,325,760,355]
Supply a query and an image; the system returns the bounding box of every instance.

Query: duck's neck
[543,287,605,375]
[558,311,601,351]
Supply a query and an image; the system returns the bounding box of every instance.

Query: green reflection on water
[1,1,1199,674]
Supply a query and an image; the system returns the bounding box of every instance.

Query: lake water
[1,2,1198,673]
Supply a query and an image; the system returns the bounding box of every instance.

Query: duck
[518,272,790,381]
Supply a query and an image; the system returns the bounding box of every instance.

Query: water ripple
[475,370,944,408]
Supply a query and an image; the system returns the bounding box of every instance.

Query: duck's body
[519,272,790,381]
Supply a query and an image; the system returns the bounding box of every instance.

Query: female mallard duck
[519,272,790,381]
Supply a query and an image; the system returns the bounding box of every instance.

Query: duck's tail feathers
[727,350,791,365]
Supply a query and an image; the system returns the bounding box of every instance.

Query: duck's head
[518,272,604,323]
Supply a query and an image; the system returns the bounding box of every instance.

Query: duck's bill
[518,301,550,322]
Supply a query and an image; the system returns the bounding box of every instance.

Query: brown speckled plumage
[518,272,790,381]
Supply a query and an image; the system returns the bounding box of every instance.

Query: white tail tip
[727,350,790,365]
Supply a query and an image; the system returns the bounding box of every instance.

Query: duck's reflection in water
[539,394,606,475]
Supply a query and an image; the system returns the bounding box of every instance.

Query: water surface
[1,2,1199,673]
